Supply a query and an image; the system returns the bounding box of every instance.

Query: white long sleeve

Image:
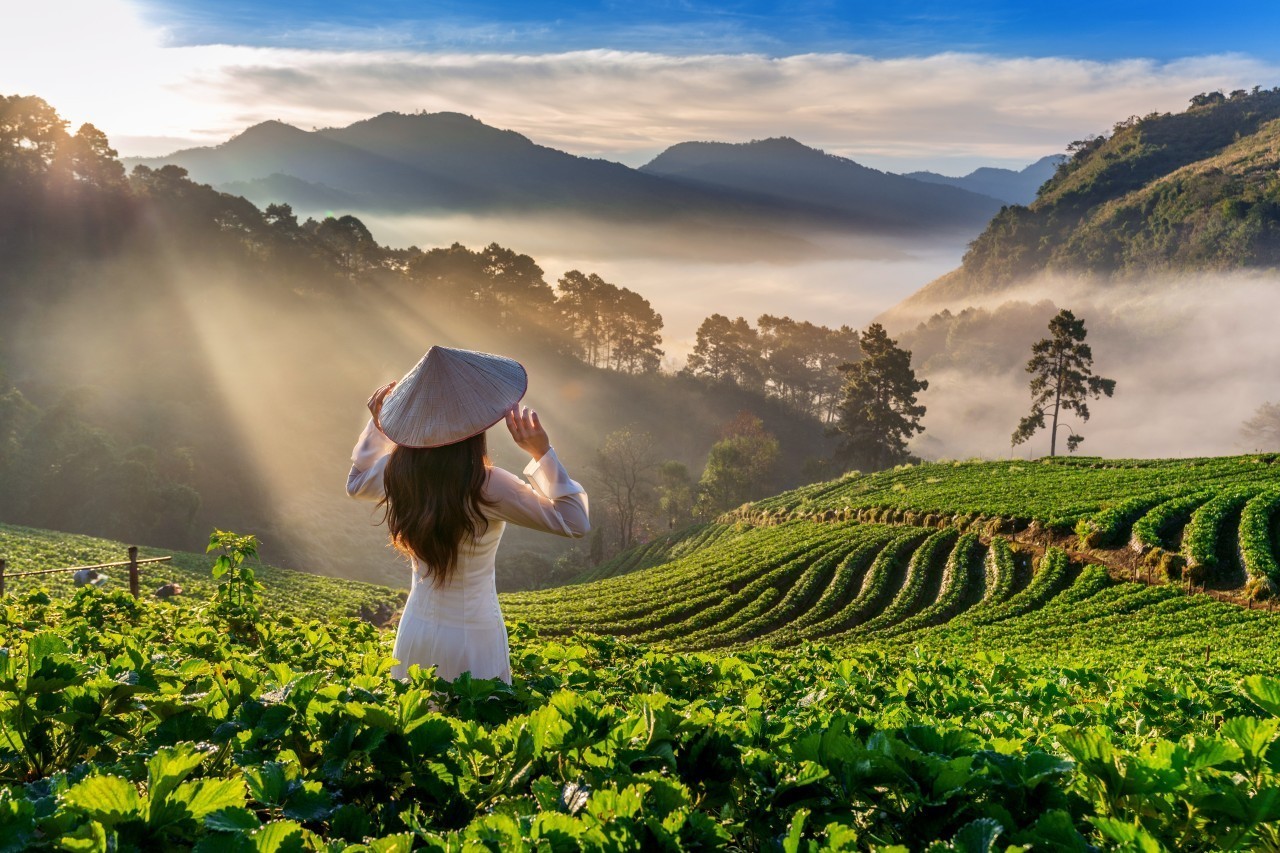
[346,418,396,500]
[345,419,590,538]
[483,448,591,538]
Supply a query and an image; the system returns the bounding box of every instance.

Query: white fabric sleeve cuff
[351,417,396,471]
[522,447,586,500]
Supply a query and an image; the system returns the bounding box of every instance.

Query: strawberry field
[3,454,1280,849]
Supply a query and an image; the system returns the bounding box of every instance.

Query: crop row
[886,532,986,637]
[1239,487,1280,590]
[839,528,959,638]
[746,455,1280,531]
[1130,491,1213,551]
[1181,487,1257,580]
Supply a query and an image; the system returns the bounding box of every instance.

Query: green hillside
[5,453,1280,848]
[0,523,404,623]
[507,454,1280,651]
[905,87,1280,306]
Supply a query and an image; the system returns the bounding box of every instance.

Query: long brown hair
[378,433,495,586]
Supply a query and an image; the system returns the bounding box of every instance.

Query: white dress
[345,418,590,683]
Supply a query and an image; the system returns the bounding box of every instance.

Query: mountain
[895,88,1280,310]
[904,155,1065,205]
[639,137,1004,233]
[125,113,1002,241]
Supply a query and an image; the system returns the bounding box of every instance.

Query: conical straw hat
[376,346,528,448]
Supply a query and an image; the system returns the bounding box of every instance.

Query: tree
[832,324,928,471]
[656,460,694,529]
[682,314,762,387]
[757,315,859,421]
[1242,402,1280,450]
[594,429,659,551]
[557,271,663,373]
[695,414,779,517]
[62,123,126,189]
[1011,309,1116,456]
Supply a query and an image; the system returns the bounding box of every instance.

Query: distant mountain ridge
[905,155,1065,206]
[639,137,1004,232]
[125,112,1005,243]
[895,88,1280,311]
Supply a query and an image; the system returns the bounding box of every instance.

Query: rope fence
[0,546,172,598]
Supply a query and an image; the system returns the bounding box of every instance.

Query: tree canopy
[1011,309,1116,456]
[832,324,928,472]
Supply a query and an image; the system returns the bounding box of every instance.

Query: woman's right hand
[367,381,397,419]
[506,405,551,461]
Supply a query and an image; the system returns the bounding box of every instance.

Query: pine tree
[833,324,928,471]
[1012,309,1116,456]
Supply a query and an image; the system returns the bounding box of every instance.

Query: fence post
[0,558,5,598]
[128,547,139,598]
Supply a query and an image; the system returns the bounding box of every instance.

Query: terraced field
[5,455,1280,849]
[505,455,1280,656]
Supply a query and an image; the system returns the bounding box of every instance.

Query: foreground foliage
[3,587,1280,850]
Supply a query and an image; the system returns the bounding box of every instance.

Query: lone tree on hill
[1242,402,1280,450]
[1012,309,1116,456]
[832,324,928,472]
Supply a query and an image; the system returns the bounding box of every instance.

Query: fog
[10,200,1277,589]
[357,211,970,357]
[889,273,1280,461]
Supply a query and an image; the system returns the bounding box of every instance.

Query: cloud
[6,0,1280,172]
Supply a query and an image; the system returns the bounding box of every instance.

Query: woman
[346,345,590,683]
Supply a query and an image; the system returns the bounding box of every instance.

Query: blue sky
[141,0,1280,60]
[10,0,1280,170]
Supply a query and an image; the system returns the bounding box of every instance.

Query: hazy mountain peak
[904,154,1065,205]
[228,119,308,145]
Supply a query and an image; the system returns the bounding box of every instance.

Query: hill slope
[505,454,1280,648]
[901,88,1280,308]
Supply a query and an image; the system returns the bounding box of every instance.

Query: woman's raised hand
[505,405,551,461]
[367,381,397,419]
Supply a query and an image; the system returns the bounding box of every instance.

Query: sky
[5,0,1280,172]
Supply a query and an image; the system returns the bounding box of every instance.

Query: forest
[0,94,874,585]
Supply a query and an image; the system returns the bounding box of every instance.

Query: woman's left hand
[506,405,551,460]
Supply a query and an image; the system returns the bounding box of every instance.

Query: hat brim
[375,360,529,449]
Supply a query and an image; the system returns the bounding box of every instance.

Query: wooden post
[0,558,5,598]
[128,546,139,598]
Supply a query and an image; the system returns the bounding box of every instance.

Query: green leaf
[28,631,69,668]
[173,778,247,821]
[54,821,108,853]
[63,776,143,828]
[281,786,332,822]
[1091,818,1162,853]
[345,702,399,731]
[1222,717,1280,764]
[205,806,261,833]
[148,744,208,813]
[1243,676,1280,718]
[251,820,308,853]
[366,835,415,853]
[243,764,287,806]
[0,798,37,853]
[951,818,1003,853]
[782,807,809,853]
